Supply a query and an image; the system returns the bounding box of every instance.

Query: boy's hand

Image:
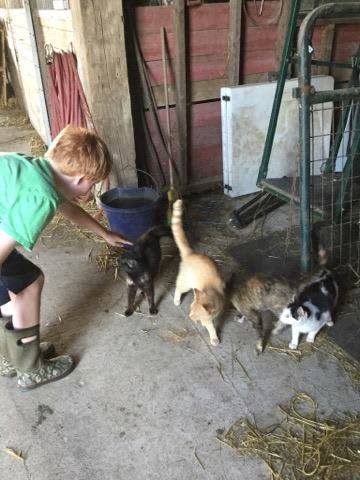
[103,230,132,247]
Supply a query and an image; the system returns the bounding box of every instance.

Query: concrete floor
[0,108,359,480]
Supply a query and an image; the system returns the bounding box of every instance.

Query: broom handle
[161,26,174,188]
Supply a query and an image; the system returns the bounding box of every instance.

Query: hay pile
[221,392,360,479]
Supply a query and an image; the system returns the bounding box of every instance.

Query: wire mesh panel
[309,95,360,272]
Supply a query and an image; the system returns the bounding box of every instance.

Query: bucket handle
[95,169,160,202]
[136,168,160,192]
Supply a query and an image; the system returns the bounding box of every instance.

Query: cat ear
[202,303,215,314]
[193,288,202,300]
[297,306,307,317]
[126,259,137,269]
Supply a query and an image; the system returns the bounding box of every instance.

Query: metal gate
[297,3,360,271]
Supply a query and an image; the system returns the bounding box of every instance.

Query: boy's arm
[59,201,132,246]
[0,230,17,264]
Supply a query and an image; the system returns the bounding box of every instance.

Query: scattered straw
[29,133,46,157]
[234,354,251,380]
[4,447,24,462]
[166,328,192,342]
[92,244,122,275]
[269,333,360,389]
[194,448,206,470]
[220,392,360,480]
[42,200,107,247]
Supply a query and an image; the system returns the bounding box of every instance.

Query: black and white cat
[273,267,338,349]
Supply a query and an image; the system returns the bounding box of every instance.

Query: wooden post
[71,0,137,187]
[314,24,335,75]
[173,0,188,188]
[0,26,6,105]
[30,5,53,140]
[23,0,51,145]
[228,0,243,86]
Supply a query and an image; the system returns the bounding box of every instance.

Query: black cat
[118,225,172,316]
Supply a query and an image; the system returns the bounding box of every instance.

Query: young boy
[0,125,130,391]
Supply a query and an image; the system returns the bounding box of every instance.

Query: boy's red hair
[45,125,111,181]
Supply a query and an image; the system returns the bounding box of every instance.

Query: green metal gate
[252,1,360,272]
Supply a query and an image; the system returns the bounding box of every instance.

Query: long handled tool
[161,26,179,223]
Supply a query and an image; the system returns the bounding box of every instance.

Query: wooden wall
[1,3,137,187]
[0,7,72,142]
[1,2,360,189]
[135,2,360,187]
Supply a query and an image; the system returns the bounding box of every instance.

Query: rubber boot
[0,319,16,377]
[5,321,74,391]
[0,317,56,378]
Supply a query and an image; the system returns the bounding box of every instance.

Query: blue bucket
[100,187,159,242]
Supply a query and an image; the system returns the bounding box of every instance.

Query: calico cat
[274,267,338,349]
[118,225,171,316]
[229,274,295,353]
[171,199,225,346]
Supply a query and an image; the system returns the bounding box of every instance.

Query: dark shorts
[0,250,42,305]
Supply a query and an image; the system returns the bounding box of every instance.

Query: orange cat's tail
[171,199,193,259]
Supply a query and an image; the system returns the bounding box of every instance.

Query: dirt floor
[0,105,359,480]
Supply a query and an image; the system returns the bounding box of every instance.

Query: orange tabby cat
[171,199,225,345]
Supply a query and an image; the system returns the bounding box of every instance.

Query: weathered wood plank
[135,3,229,35]
[145,102,222,183]
[228,0,243,86]
[152,78,227,106]
[138,28,228,61]
[146,53,228,85]
[314,24,335,75]
[71,0,137,186]
[173,0,187,187]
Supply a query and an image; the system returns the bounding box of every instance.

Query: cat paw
[236,315,245,324]
[124,309,134,317]
[272,324,283,335]
[210,337,220,346]
[289,342,298,350]
[255,340,264,354]
[326,321,334,327]
[149,307,158,315]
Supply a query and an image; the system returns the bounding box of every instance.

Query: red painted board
[135,3,229,36]
[144,102,222,183]
[138,28,229,62]
[146,53,228,86]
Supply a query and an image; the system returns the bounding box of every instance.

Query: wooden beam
[71,0,137,187]
[228,0,243,86]
[173,0,187,188]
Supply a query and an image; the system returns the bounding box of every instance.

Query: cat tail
[312,222,328,266]
[171,199,193,258]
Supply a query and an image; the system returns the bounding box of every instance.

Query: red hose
[48,51,110,205]
[48,51,96,138]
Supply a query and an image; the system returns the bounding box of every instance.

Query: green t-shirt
[0,153,64,251]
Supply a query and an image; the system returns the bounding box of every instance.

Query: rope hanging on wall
[47,47,108,210]
[47,49,95,139]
